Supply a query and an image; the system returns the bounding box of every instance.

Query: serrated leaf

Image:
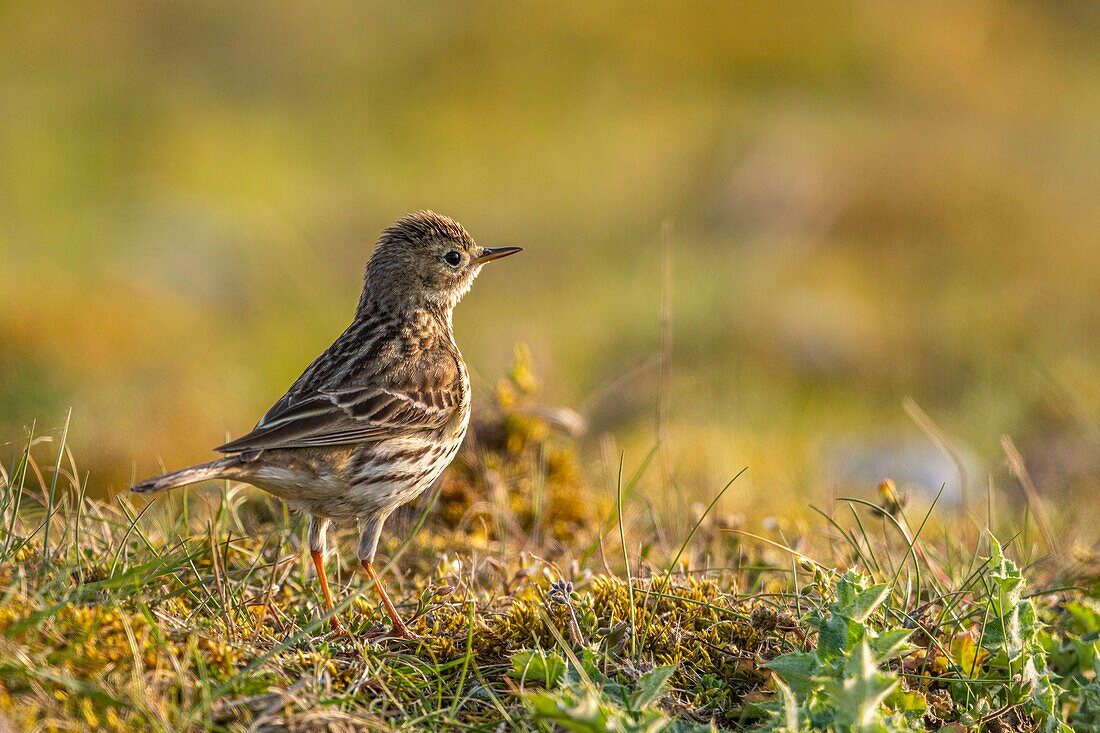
[986,532,1025,618]
[979,601,1037,660]
[825,641,898,733]
[1028,666,1072,733]
[818,614,865,660]
[832,572,890,623]
[524,688,610,732]
[632,665,676,710]
[765,652,820,698]
[774,678,807,732]
[869,628,913,660]
[577,647,613,687]
[1070,658,1100,729]
[511,649,567,688]
[886,686,927,714]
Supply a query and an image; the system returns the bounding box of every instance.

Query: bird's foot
[360,622,418,642]
[389,621,418,641]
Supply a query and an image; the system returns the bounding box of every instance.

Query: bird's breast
[335,422,466,516]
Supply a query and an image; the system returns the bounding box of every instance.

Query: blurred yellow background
[1,3,1097,531]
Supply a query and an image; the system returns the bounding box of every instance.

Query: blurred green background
[1,3,1097,533]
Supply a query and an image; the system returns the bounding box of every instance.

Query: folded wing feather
[214,365,461,454]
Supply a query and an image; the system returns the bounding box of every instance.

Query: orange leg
[310,550,343,632]
[362,560,415,639]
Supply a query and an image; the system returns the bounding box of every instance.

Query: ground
[1,375,1098,732]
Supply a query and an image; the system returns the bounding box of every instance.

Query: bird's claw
[360,623,418,642]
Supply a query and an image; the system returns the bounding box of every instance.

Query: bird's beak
[475,246,523,264]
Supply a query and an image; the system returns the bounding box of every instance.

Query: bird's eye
[443,250,462,267]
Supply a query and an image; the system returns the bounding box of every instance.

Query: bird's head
[361,211,521,316]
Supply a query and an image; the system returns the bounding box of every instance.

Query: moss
[380,571,778,717]
[433,350,594,547]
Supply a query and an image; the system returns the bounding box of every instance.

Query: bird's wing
[214,357,463,454]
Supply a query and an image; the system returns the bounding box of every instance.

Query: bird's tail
[130,458,239,494]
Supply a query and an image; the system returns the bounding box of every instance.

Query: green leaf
[667,721,719,733]
[869,628,913,660]
[1065,599,1100,634]
[986,533,1026,618]
[632,665,676,710]
[1028,665,1072,733]
[832,572,890,623]
[980,601,1037,660]
[886,687,927,715]
[773,678,808,732]
[511,649,567,688]
[523,683,673,733]
[818,614,866,661]
[525,688,610,732]
[825,641,898,733]
[578,647,614,687]
[765,652,820,698]
[1070,657,1100,729]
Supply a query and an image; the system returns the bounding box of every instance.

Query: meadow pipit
[132,211,521,638]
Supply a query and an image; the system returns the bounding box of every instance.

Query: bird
[131,211,521,638]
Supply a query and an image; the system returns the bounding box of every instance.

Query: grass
[1,365,1098,732]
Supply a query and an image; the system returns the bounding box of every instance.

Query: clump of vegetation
[434,345,596,547]
[1,378,1097,730]
[513,650,699,732]
[760,571,924,732]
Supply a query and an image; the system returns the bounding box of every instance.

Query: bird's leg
[308,516,343,632]
[362,560,413,638]
[358,513,415,639]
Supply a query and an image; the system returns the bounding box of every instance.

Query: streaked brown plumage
[131,211,521,638]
